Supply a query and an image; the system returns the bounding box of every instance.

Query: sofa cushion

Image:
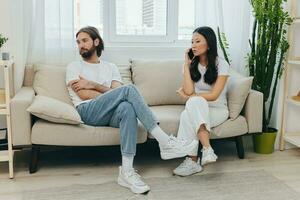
[149,105,247,139]
[131,60,186,106]
[32,63,133,105]
[210,116,248,139]
[150,105,185,136]
[33,64,72,105]
[27,95,82,124]
[227,69,253,120]
[31,119,147,146]
[118,64,133,85]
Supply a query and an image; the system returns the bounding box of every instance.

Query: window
[178,0,196,40]
[115,0,167,36]
[74,0,104,35]
[72,0,197,44]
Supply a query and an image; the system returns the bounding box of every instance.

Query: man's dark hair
[76,26,104,57]
[190,26,218,85]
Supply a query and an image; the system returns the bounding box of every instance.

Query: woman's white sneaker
[159,136,198,160]
[117,166,150,194]
[201,146,218,165]
[173,157,203,176]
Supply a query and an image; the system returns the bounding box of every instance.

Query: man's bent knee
[118,102,135,117]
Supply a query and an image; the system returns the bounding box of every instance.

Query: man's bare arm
[111,80,122,89]
[69,76,111,93]
[89,81,111,93]
[68,79,102,100]
[76,89,102,100]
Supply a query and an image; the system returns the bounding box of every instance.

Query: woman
[174,26,229,176]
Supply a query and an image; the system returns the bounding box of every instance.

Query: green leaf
[247,0,291,131]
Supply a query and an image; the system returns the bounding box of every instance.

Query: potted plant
[0,34,8,60]
[217,27,231,66]
[0,34,8,49]
[247,0,292,153]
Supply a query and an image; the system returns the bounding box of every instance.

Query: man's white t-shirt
[66,60,123,107]
[191,58,230,107]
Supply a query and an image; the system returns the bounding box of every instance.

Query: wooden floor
[0,136,300,199]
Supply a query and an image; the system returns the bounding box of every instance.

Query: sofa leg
[29,145,40,174]
[235,136,245,159]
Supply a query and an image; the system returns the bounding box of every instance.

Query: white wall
[0,0,11,129]
[0,0,11,89]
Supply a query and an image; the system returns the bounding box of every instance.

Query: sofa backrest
[33,64,72,105]
[24,60,252,116]
[23,63,133,86]
[131,59,186,106]
[25,63,133,105]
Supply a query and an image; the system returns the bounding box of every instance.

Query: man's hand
[176,87,190,101]
[70,75,94,92]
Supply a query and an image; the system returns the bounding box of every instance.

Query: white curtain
[8,0,77,90]
[195,0,252,75]
[10,0,252,90]
[6,0,32,91]
[27,0,77,64]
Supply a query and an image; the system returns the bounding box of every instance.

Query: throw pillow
[27,95,82,124]
[227,74,253,120]
[131,59,186,105]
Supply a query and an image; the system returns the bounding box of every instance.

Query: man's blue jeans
[76,84,158,156]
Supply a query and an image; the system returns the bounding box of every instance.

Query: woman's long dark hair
[190,26,218,85]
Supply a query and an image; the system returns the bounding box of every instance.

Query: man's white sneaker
[160,135,198,160]
[201,146,218,165]
[117,166,150,194]
[173,157,203,176]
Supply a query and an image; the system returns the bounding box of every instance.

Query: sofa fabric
[149,105,248,139]
[10,87,35,146]
[227,71,253,119]
[27,95,83,124]
[33,64,73,105]
[118,64,133,85]
[149,105,185,137]
[11,60,263,151]
[210,116,248,139]
[244,90,263,133]
[31,120,147,146]
[131,60,186,106]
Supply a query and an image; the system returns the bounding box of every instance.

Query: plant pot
[253,129,277,154]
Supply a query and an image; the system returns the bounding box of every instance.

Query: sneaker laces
[178,157,195,169]
[201,147,217,161]
[167,135,187,147]
[125,169,146,186]
[201,146,213,153]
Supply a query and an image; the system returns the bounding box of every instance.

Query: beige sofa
[10,60,263,173]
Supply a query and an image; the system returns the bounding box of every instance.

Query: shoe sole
[117,177,150,194]
[160,152,187,160]
[160,140,198,160]
[201,159,217,166]
[173,168,203,177]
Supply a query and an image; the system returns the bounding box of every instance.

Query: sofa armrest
[243,90,263,133]
[10,87,35,146]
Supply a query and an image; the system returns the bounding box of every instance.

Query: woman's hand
[184,48,193,66]
[176,87,190,101]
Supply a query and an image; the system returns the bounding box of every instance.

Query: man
[66,26,198,194]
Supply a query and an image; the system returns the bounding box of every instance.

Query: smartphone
[188,49,194,59]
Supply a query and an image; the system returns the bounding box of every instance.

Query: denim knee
[118,101,136,118]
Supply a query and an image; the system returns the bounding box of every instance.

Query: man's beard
[80,45,97,59]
